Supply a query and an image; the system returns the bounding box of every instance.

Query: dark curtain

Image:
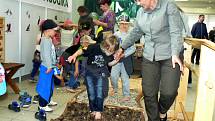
[84,0,103,15]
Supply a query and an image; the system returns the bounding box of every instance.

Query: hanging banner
[110,0,140,19]
[20,0,72,12]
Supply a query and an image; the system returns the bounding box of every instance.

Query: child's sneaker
[20,96,31,108]
[38,106,53,112]
[8,101,21,112]
[18,91,32,102]
[29,78,37,83]
[48,100,57,106]
[33,95,39,104]
[35,109,47,121]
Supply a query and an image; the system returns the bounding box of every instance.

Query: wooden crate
[0,17,5,63]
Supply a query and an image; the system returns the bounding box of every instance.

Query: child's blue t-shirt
[53,67,61,75]
[0,63,6,96]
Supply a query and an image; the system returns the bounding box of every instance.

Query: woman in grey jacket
[115,0,184,121]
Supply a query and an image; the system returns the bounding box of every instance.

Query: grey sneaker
[29,78,37,83]
[33,95,39,104]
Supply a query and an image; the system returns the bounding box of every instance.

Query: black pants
[141,57,182,121]
[191,48,200,64]
[188,70,192,84]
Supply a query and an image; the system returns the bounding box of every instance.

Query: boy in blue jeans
[68,35,119,120]
[111,14,136,101]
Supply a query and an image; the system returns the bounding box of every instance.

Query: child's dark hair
[77,6,89,14]
[199,14,205,18]
[98,0,112,6]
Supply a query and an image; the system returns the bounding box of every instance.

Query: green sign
[110,0,140,18]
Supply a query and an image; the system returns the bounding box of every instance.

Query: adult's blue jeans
[30,61,41,79]
[111,62,130,96]
[85,75,104,112]
[67,65,80,89]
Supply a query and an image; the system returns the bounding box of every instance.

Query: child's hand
[114,48,124,61]
[68,55,76,63]
[46,68,52,74]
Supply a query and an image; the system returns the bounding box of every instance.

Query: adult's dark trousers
[188,70,192,84]
[141,57,181,121]
[191,48,200,64]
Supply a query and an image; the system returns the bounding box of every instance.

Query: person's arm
[167,1,183,57]
[204,24,208,39]
[94,11,115,30]
[55,74,63,80]
[124,45,136,58]
[41,39,53,73]
[167,1,184,72]
[74,60,79,78]
[191,23,197,38]
[94,20,108,28]
[209,30,213,40]
[115,20,143,61]
[67,49,83,63]
[36,34,41,45]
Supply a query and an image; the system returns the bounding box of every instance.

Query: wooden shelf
[0,17,5,62]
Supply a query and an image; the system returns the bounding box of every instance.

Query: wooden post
[193,44,215,121]
[173,42,191,119]
[0,17,5,62]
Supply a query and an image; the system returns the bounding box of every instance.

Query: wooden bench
[2,63,25,94]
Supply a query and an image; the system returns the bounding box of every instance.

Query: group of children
[31,13,135,120]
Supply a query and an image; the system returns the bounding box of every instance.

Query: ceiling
[176,0,215,14]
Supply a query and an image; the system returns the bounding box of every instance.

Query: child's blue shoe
[19,91,32,108]
[20,96,31,108]
[19,91,32,101]
[8,101,21,112]
[35,109,47,121]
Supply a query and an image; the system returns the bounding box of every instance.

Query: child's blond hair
[100,34,119,52]
[80,35,96,44]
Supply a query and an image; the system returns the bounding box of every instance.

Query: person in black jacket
[77,6,95,39]
[209,27,215,42]
[191,14,208,65]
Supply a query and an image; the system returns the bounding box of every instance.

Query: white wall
[71,0,85,24]
[0,0,75,78]
[21,3,46,76]
[186,14,215,33]
[0,0,19,63]
[47,8,70,23]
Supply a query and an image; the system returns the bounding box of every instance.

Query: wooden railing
[173,38,215,121]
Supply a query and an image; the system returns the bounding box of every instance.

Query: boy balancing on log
[68,35,119,120]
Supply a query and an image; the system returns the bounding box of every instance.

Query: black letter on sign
[57,0,61,5]
[64,0,68,7]
[53,0,57,4]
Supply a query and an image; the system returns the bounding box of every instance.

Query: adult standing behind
[209,27,215,42]
[191,14,208,65]
[93,0,116,42]
[77,6,95,39]
[115,0,184,121]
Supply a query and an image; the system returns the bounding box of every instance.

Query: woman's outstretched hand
[114,48,125,61]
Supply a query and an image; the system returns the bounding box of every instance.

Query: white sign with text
[20,0,72,12]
